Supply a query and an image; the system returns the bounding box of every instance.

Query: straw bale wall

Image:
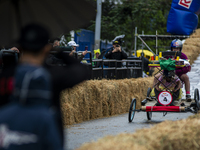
[61,77,154,125]
[182,29,200,64]
[77,113,200,150]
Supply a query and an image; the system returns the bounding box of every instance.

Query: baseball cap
[112,40,121,45]
[67,41,79,47]
[18,23,49,51]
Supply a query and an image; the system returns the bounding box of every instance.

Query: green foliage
[87,0,200,56]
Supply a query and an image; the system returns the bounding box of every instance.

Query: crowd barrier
[91,58,142,79]
[50,51,144,79]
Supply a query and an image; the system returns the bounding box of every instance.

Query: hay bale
[182,28,200,64]
[84,80,103,120]
[77,114,200,150]
[61,77,154,125]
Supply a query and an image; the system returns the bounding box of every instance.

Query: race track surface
[65,112,193,150]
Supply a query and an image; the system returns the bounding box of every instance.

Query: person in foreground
[0,23,63,150]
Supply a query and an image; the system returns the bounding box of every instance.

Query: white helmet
[67,41,79,47]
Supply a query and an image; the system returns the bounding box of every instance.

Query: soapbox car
[128,87,200,122]
[128,51,200,122]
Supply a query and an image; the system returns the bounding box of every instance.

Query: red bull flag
[167,0,200,35]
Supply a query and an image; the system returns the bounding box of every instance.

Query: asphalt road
[64,111,193,150]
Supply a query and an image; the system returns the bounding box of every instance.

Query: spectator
[139,52,154,77]
[47,38,64,65]
[10,47,20,53]
[94,49,108,66]
[94,49,100,59]
[67,41,88,61]
[0,47,20,107]
[104,37,127,79]
[105,38,127,67]
[92,49,101,67]
[49,38,60,47]
[92,49,109,78]
[44,49,90,146]
[47,39,75,65]
[0,24,89,148]
[139,52,150,77]
[0,23,63,150]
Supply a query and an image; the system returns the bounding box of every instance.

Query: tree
[88,0,199,55]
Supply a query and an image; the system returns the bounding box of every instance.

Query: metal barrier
[49,51,143,79]
[91,58,143,79]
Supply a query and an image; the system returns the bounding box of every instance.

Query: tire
[194,88,200,111]
[146,87,152,120]
[147,87,152,97]
[194,88,199,101]
[128,99,136,122]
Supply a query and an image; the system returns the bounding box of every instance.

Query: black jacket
[0,51,90,147]
[0,103,63,150]
[142,57,150,73]
[44,51,90,145]
[105,48,127,67]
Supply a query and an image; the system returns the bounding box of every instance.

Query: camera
[116,45,120,47]
[51,46,74,52]
[0,49,19,68]
[85,46,88,51]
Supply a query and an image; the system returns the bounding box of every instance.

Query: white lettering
[0,124,38,148]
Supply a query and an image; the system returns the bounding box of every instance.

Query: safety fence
[49,50,143,80]
[89,58,142,79]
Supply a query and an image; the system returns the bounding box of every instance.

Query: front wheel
[194,88,200,112]
[147,87,151,97]
[146,88,152,120]
[147,112,152,120]
[128,99,136,122]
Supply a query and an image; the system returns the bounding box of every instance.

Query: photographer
[46,45,74,65]
[105,35,127,67]
[67,41,88,62]
[0,47,20,106]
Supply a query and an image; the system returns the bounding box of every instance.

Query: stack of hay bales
[182,28,200,64]
[77,113,200,150]
[61,77,153,125]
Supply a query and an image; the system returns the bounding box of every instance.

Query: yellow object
[148,63,185,67]
[93,49,101,59]
[176,56,180,60]
[155,56,159,60]
[81,60,88,63]
[159,52,162,58]
[94,49,101,54]
[150,88,155,97]
[133,50,154,61]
